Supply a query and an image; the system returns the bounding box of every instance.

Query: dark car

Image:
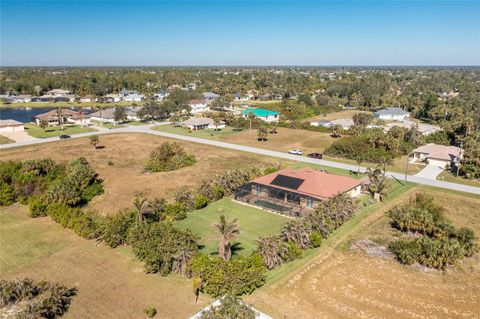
[307,152,323,159]
[59,135,71,139]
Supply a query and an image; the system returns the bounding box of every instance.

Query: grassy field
[246,185,480,318]
[153,124,238,139]
[0,205,213,319]
[437,170,480,187]
[24,123,96,138]
[0,135,15,144]
[0,133,293,213]
[176,198,290,256]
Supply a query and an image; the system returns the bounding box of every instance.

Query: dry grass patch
[0,133,288,213]
[246,187,480,318]
[0,205,213,319]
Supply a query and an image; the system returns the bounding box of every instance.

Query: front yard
[153,124,238,139]
[24,123,96,138]
[176,198,290,256]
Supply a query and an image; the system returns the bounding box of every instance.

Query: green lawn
[24,123,96,138]
[153,124,239,139]
[0,135,15,144]
[437,170,480,187]
[176,198,290,256]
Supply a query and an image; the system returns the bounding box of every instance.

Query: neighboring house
[31,95,54,102]
[154,89,169,101]
[102,94,122,103]
[385,121,441,136]
[242,108,279,123]
[119,89,139,97]
[310,120,333,128]
[235,168,362,217]
[35,109,90,126]
[54,94,77,102]
[0,119,24,132]
[234,92,249,101]
[189,99,209,113]
[10,95,32,103]
[373,107,410,121]
[181,117,225,130]
[80,95,98,103]
[438,90,459,101]
[202,92,220,101]
[190,298,272,319]
[46,89,71,96]
[89,108,116,123]
[330,118,354,130]
[123,93,144,102]
[412,143,464,167]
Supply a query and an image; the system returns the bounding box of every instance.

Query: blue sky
[1,1,479,66]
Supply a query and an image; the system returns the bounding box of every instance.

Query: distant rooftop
[374,107,410,116]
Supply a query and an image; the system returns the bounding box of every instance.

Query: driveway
[0,131,37,143]
[413,164,445,180]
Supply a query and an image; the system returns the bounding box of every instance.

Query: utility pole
[404,153,410,182]
[456,141,463,177]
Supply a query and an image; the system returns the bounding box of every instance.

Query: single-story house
[119,89,139,97]
[35,109,90,126]
[412,143,464,167]
[154,89,169,101]
[31,95,54,102]
[181,117,225,130]
[330,118,354,130]
[373,107,410,121]
[234,92,249,101]
[89,108,116,123]
[0,119,24,132]
[202,92,220,101]
[11,95,32,103]
[123,93,144,102]
[101,94,122,103]
[46,89,71,97]
[242,108,279,123]
[55,94,77,102]
[80,95,98,103]
[189,99,209,113]
[310,120,333,128]
[235,168,362,217]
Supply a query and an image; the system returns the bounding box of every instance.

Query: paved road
[1,124,479,196]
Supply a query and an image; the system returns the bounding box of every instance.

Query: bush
[143,307,157,318]
[199,295,255,319]
[309,231,323,248]
[145,142,196,172]
[101,210,137,248]
[193,194,209,210]
[0,181,15,206]
[190,254,266,297]
[28,195,48,217]
[388,239,420,265]
[47,203,100,239]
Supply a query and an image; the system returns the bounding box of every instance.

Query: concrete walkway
[413,164,444,180]
[1,123,479,196]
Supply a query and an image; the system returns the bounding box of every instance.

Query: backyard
[176,198,290,256]
[24,122,96,138]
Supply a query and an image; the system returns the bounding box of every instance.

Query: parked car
[307,152,323,159]
[288,149,303,155]
[59,135,71,139]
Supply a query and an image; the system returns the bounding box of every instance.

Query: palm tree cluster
[388,193,479,269]
[199,295,256,319]
[0,278,77,318]
[366,167,390,202]
[256,194,356,270]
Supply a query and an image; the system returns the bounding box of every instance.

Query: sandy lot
[0,133,288,214]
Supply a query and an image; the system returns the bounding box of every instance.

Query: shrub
[199,295,255,319]
[128,222,199,275]
[143,307,157,318]
[28,195,48,218]
[388,239,421,265]
[309,231,323,248]
[194,194,209,210]
[190,254,266,297]
[101,210,137,248]
[47,203,100,239]
[0,181,15,206]
[145,142,196,172]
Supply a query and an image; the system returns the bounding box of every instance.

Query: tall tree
[212,213,239,261]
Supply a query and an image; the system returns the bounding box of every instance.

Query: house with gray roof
[181,117,225,130]
[373,107,410,121]
[202,92,220,101]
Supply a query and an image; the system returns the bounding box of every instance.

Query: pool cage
[234,182,316,218]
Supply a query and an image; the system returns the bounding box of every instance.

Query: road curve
[1,124,479,196]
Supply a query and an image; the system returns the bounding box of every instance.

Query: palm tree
[39,119,48,132]
[132,196,149,223]
[331,124,342,138]
[280,220,311,249]
[212,213,239,261]
[256,236,287,269]
[257,126,268,142]
[89,135,99,149]
[56,107,65,131]
[366,167,390,201]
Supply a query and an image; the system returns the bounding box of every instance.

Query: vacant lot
[246,187,480,318]
[0,205,212,319]
[176,198,290,256]
[306,109,372,122]
[24,123,96,138]
[0,133,289,213]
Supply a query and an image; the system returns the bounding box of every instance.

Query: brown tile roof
[413,143,464,161]
[252,168,362,200]
[35,109,81,120]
